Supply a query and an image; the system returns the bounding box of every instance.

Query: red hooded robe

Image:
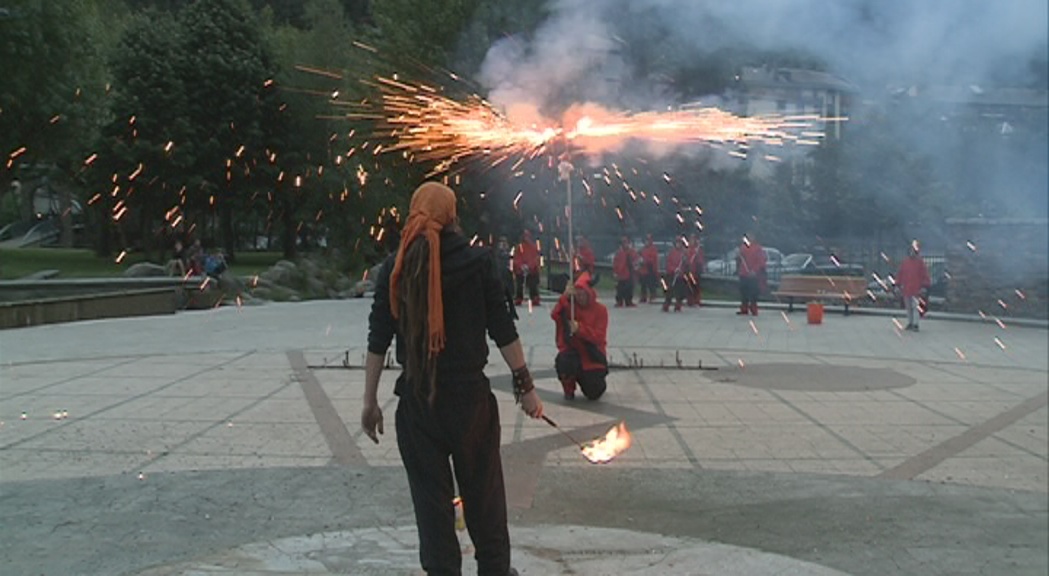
[550,274,608,372]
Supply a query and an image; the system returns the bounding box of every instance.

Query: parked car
[780,253,815,275]
[706,246,785,278]
[18,219,61,247]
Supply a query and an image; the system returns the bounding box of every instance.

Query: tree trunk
[221,197,236,264]
[95,203,112,257]
[280,195,296,260]
[58,182,74,247]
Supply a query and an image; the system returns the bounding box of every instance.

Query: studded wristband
[512,366,535,403]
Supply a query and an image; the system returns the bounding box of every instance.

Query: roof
[738,66,858,94]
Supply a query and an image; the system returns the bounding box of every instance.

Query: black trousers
[555,349,608,400]
[639,273,658,301]
[740,276,760,306]
[396,387,510,576]
[663,275,688,306]
[615,278,635,305]
[514,272,539,302]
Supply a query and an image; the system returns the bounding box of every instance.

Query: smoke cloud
[479,0,1047,109]
[474,0,1048,229]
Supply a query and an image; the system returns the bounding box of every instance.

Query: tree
[0,0,115,243]
[177,0,279,260]
[93,10,191,258]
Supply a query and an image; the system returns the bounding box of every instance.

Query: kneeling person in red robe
[551,273,609,401]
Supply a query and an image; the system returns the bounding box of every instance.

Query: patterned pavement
[1,298,1046,575]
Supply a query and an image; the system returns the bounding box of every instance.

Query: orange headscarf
[389,182,457,357]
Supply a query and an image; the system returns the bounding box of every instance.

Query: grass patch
[0,248,284,280]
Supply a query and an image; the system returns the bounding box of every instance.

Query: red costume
[662,244,688,312]
[550,280,608,373]
[736,240,766,315]
[551,273,609,400]
[612,246,637,281]
[512,232,541,306]
[896,256,931,299]
[638,241,660,303]
[665,246,685,278]
[575,240,596,277]
[737,242,766,279]
[512,237,540,275]
[686,242,705,306]
[640,244,659,278]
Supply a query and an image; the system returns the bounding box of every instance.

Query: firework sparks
[346,72,838,176]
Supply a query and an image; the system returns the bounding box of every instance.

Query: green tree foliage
[0,0,113,197]
[369,0,483,66]
[94,11,190,257]
[265,0,357,260]
[177,0,279,258]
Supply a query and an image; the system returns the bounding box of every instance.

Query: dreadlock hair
[397,235,439,406]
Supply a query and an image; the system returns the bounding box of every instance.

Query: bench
[772,274,868,315]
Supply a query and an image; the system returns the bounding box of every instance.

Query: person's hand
[361,402,384,444]
[519,388,543,419]
[563,284,576,297]
[570,320,579,335]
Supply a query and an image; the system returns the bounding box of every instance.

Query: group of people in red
[502,229,609,402]
[608,233,707,312]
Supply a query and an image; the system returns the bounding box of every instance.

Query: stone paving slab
[1,299,1046,575]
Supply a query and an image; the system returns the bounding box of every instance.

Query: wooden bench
[772,274,868,315]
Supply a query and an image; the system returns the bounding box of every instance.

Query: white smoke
[474,0,1047,215]
[479,0,1048,105]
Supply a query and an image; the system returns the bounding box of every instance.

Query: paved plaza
[1,297,1046,575]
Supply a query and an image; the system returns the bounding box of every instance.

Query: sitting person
[166,240,188,277]
[203,250,228,278]
[550,271,608,401]
[187,239,205,276]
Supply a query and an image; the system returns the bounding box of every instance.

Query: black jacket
[367,230,519,397]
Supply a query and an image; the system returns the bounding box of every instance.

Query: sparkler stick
[541,414,585,450]
[558,159,575,321]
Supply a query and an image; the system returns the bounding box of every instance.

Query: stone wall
[0,289,178,329]
[945,218,1048,319]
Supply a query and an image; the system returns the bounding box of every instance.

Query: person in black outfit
[362,182,543,576]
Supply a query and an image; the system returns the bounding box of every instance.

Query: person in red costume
[686,234,705,307]
[896,241,932,331]
[612,235,638,307]
[512,229,541,306]
[551,271,608,400]
[574,234,596,281]
[736,234,767,315]
[662,236,688,312]
[638,234,660,303]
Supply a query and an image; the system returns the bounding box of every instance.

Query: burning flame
[581,422,632,464]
